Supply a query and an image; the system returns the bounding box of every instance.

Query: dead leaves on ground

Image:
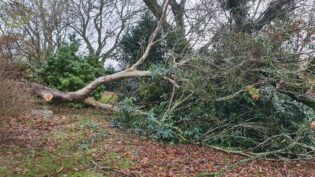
[0,108,314,176]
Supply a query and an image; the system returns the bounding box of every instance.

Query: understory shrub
[31,40,106,101]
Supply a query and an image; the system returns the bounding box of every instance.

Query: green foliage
[205,85,315,150]
[175,32,315,155]
[111,98,182,142]
[115,13,171,103]
[138,64,172,102]
[99,92,118,104]
[118,12,166,69]
[113,31,315,158]
[149,64,170,78]
[33,40,106,100]
[138,78,170,102]
[165,29,191,56]
[118,11,189,67]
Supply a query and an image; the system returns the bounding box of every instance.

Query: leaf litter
[0,107,314,176]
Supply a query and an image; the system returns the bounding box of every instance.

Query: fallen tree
[18,0,315,159]
[31,0,170,111]
[31,69,150,111]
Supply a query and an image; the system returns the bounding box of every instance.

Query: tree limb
[143,0,163,20]
[32,69,150,102]
[32,0,171,111]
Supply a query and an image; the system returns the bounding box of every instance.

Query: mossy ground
[99,92,118,105]
[0,108,133,177]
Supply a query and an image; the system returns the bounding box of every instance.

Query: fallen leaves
[1,107,315,177]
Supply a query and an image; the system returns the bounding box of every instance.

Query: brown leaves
[1,108,315,176]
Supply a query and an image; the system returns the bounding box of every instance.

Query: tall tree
[143,0,190,57]
[144,0,186,36]
[65,0,141,63]
[0,0,68,64]
[219,0,298,33]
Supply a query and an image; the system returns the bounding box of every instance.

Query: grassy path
[0,108,314,177]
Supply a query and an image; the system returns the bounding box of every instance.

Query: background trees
[0,0,142,64]
[0,0,68,64]
[118,12,166,69]
[64,0,141,63]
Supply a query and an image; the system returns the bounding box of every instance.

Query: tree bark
[253,0,295,32]
[222,0,296,33]
[143,0,163,21]
[32,69,150,111]
[143,0,186,35]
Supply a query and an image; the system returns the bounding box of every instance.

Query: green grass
[101,152,134,169]
[0,109,133,177]
[0,133,96,176]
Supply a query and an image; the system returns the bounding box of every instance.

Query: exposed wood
[31,69,150,111]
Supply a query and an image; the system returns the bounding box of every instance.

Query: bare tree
[65,0,142,63]
[144,0,186,35]
[0,0,68,64]
[216,0,299,33]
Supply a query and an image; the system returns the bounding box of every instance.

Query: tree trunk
[31,69,150,111]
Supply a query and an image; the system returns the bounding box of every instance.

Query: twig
[198,144,296,177]
[163,76,180,88]
[207,145,253,158]
[161,93,193,122]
